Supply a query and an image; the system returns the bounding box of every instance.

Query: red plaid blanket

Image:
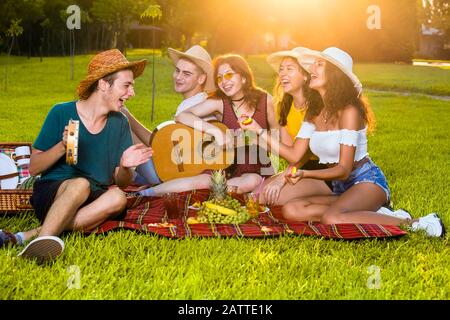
[95,189,407,240]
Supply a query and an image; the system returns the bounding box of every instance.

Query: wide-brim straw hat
[77,49,147,99]
[266,47,316,74]
[168,45,215,93]
[298,47,363,96]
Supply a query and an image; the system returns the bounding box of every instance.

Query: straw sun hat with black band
[77,49,147,100]
[298,47,363,96]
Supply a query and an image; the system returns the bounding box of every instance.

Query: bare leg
[146,174,211,196]
[228,173,262,194]
[65,187,127,232]
[259,176,332,206]
[282,194,339,222]
[14,178,90,241]
[39,178,91,237]
[282,182,405,225]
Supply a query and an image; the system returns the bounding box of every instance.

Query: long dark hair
[212,54,266,110]
[274,59,323,126]
[309,62,375,132]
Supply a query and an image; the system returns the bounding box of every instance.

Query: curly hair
[212,54,266,110]
[273,59,323,126]
[313,62,375,132]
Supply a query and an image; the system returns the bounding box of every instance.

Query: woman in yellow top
[260,47,332,205]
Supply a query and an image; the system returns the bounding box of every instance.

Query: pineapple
[198,170,251,224]
[209,169,227,203]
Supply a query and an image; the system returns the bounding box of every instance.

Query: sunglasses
[216,72,237,84]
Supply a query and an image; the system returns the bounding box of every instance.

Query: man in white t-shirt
[121,45,216,185]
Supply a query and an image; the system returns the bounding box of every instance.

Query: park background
[0,0,449,300]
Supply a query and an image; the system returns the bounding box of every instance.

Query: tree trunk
[61,30,66,56]
[47,29,50,56]
[8,37,15,56]
[95,25,100,51]
[101,24,105,50]
[28,32,31,59]
[87,28,90,53]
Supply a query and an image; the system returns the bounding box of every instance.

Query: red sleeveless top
[221,93,275,178]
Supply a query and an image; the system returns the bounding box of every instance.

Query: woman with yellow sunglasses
[170,54,276,195]
[138,54,276,196]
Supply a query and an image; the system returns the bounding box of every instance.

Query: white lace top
[296,121,368,164]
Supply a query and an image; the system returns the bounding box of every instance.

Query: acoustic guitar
[150,121,235,182]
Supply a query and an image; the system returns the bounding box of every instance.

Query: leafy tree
[419,0,449,42]
[91,0,152,53]
[6,19,24,55]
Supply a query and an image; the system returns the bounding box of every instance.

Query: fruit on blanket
[204,202,237,216]
[187,217,201,224]
[192,201,201,208]
[198,204,250,224]
[241,117,253,125]
[201,170,251,224]
[210,170,227,202]
[198,198,250,224]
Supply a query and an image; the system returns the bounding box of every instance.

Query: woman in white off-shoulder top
[240,47,444,237]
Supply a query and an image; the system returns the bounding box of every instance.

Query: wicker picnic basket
[0,142,33,213]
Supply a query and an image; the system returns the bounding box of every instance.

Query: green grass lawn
[0,50,449,300]
[354,63,450,96]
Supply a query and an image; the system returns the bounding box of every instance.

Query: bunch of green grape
[211,196,242,211]
[198,196,250,224]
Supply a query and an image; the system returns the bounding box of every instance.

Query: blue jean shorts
[331,157,391,204]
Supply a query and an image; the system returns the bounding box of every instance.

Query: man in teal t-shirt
[2,49,153,264]
[33,100,133,191]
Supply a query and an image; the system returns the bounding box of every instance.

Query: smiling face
[278,57,307,95]
[99,69,135,112]
[173,58,206,98]
[309,58,327,92]
[216,63,244,98]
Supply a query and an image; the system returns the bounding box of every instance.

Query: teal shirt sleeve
[33,105,63,151]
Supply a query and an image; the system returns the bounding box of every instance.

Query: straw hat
[266,47,316,74]
[77,49,147,99]
[299,47,363,96]
[168,45,215,93]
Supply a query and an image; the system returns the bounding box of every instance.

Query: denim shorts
[331,157,391,204]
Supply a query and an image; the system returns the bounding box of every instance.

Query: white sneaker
[377,207,412,220]
[392,209,412,220]
[18,236,64,264]
[377,206,395,215]
[411,213,445,238]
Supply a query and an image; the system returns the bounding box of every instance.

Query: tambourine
[66,119,79,165]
